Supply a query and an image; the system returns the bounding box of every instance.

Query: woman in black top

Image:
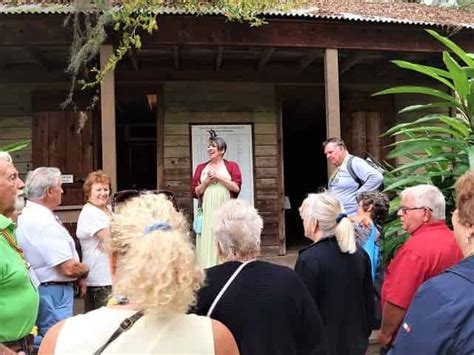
[295,192,374,355]
[192,199,329,355]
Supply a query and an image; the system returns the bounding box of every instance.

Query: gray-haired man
[0,157,39,354]
[378,184,462,351]
[323,137,383,215]
[17,167,89,347]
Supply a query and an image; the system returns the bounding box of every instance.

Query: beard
[14,192,26,211]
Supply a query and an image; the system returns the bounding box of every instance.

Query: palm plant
[0,141,30,153]
[373,29,473,264]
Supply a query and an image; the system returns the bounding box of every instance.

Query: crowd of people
[0,135,473,355]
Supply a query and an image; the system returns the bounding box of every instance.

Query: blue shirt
[389,256,474,354]
[328,155,383,215]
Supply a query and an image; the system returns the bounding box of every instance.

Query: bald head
[0,160,24,215]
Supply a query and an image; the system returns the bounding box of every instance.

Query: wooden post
[276,91,286,256]
[351,111,367,157]
[99,45,117,192]
[366,111,383,161]
[156,87,165,189]
[324,48,341,177]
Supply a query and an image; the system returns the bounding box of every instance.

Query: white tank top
[55,307,215,354]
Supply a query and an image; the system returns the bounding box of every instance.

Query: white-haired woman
[192,199,329,355]
[295,192,374,355]
[39,194,238,355]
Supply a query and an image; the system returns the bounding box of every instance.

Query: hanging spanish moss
[63,0,310,109]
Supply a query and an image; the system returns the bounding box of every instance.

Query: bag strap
[206,261,252,317]
[94,311,144,355]
[346,156,363,188]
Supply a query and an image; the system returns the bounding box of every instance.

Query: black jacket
[295,237,374,355]
[192,260,329,355]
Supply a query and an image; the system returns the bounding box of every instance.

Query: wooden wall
[162,82,282,255]
[0,86,33,177]
[341,90,396,162]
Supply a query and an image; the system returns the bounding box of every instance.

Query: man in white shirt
[17,167,89,347]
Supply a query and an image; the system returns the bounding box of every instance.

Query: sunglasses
[111,189,178,212]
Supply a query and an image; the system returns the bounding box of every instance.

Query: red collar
[412,221,449,236]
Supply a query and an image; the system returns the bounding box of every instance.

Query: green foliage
[0,141,30,153]
[373,29,474,264]
[65,0,309,108]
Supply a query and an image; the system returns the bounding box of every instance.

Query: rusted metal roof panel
[0,2,472,29]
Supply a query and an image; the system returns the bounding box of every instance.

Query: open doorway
[116,94,157,191]
[282,94,327,249]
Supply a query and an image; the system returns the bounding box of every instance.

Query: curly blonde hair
[109,193,204,314]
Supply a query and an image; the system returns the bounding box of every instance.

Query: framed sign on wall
[191,124,254,205]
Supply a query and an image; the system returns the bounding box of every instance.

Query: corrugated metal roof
[0,3,472,29]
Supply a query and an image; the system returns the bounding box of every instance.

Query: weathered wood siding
[341,90,396,161]
[162,82,281,254]
[0,86,33,177]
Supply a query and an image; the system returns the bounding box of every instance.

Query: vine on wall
[65,0,309,109]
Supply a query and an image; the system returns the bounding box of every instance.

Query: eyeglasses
[111,189,178,212]
[398,206,433,215]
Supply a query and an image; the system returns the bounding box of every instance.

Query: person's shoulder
[195,161,209,171]
[223,159,239,168]
[204,262,240,281]
[415,271,462,309]
[298,242,318,258]
[254,260,295,276]
[299,240,332,256]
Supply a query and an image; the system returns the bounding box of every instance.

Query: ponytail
[334,216,356,254]
[302,192,356,254]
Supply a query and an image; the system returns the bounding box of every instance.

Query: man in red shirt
[378,184,462,351]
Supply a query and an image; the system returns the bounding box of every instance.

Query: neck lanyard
[329,155,349,185]
[1,228,29,268]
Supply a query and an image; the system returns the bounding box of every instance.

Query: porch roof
[0,1,473,29]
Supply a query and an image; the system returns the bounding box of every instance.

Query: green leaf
[383,175,432,192]
[426,29,474,67]
[384,114,457,136]
[390,155,454,174]
[0,140,30,152]
[391,60,455,91]
[443,52,469,100]
[387,138,463,158]
[439,116,471,137]
[398,102,459,115]
[469,146,474,169]
[393,126,464,138]
[373,86,462,109]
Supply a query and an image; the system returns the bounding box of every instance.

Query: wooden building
[0,1,473,255]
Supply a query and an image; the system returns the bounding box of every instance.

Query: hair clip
[208,129,217,139]
[336,213,348,224]
[143,221,171,235]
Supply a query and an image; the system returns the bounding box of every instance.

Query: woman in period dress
[191,130,242,268]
